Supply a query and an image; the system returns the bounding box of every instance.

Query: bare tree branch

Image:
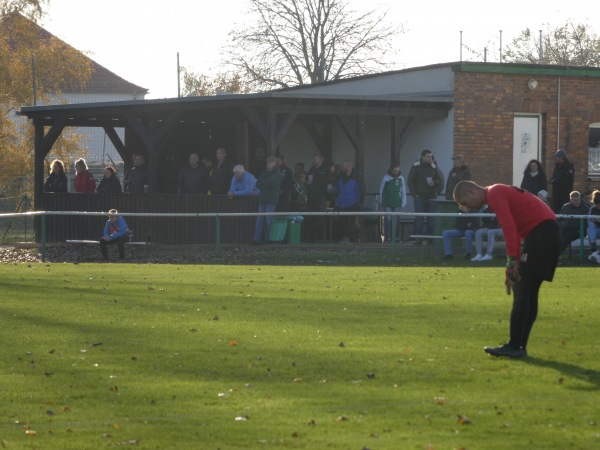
[225,0,402,91]
[503,19,600,67]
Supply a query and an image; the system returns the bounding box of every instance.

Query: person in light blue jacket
[227,165,258,198]
[100,209,130,260]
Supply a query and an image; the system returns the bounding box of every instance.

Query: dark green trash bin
[286,219,302,244]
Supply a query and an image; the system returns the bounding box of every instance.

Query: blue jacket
[230,172,258,196]
[333,170,363,208]
[103,216,129,240]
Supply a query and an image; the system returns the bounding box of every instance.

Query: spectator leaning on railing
[227,165,258,198]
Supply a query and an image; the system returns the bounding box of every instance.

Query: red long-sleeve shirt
[484,184,556,258]
[75,171,96,193]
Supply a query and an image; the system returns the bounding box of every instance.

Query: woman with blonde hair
[43,159,68,193]
[74,158,96,193]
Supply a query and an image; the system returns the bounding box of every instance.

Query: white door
[512,115,541,185]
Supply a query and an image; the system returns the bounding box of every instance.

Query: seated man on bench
[100,209,130,260]
[442,205,478,260]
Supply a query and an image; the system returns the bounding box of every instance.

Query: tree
[181,68,252,96]
[503,20,600,67]
[0,1,93,194]
[226,0,401,90]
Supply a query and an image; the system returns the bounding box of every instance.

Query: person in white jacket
[379,162,407,242]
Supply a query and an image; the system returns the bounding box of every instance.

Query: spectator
[326,162,341,208]
[558,191,590,253]
[442,206,478,260]
[96,166,122,194]
[200,156,214,193]
[445,154,471,200]
[549,149,575,213]
[99,209,130,260]
[74,158,96,193]
[379,162,407,243]
[471,205,504,261]
[210,147,234,195]
[178,152,208,194]
[407,149,444,244]
[228,165,258,198]
[126,154,148,193]
[305,153,329,241]
[587,190,600,262]
[331,160,364,243]
[252,156,282,244]
[294,162,307,180]
[123,153,136,193]
[520,159,548,201]
[44,159,68,193]
[276,154,293,211]
[453,181,561,358]
[290,172,308,211]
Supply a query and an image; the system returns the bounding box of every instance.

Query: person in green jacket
[252,156,282,244]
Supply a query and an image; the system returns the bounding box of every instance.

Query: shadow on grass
[523,357,600,390]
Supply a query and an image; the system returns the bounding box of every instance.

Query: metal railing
[0,210,594,262]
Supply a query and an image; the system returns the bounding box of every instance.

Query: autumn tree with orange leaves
[1,0,92,196]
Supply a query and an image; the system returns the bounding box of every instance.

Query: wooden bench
[66,240,148,259]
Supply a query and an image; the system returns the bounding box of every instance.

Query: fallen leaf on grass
[235,416,249,421]
[456,415,472,425]
[229,340,238,346]
[336,416,349,422]
[25,430,36,436]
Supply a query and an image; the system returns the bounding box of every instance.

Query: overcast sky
[42,0,593,99]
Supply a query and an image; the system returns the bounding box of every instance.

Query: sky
[41,0,593,99]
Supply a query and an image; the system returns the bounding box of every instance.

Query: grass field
[0,262,598,449]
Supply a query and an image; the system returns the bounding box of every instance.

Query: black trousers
[508,220,561,349]
[100,235,129,260]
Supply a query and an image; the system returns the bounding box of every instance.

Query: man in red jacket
[453,181,561,358]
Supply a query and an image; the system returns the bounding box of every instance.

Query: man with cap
[445,154,472,200]
[549,149,574,213]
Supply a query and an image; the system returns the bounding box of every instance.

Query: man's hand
[505,257,521,295]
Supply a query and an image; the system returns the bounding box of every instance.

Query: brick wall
[453,70,600,195]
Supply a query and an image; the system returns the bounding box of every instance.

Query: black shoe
[484,343,527,358]
[464,253,471,260]
[443,254,453,260]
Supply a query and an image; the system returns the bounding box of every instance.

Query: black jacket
[96,175,122,194]
[44,173,68,193]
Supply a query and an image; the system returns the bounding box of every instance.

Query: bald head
[453,180,486,210]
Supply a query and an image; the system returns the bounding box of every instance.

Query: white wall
[283,66,455,97]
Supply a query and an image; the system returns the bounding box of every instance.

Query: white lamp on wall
[528,79,539,90]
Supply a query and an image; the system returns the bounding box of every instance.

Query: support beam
[102,124,126,161]
[391,116,414,162]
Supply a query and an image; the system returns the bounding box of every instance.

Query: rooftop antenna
[31,56,37,106]
[539,30,543,64]
[499,30,503,63]
[177,52,181,98]
[460,31,463,61]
